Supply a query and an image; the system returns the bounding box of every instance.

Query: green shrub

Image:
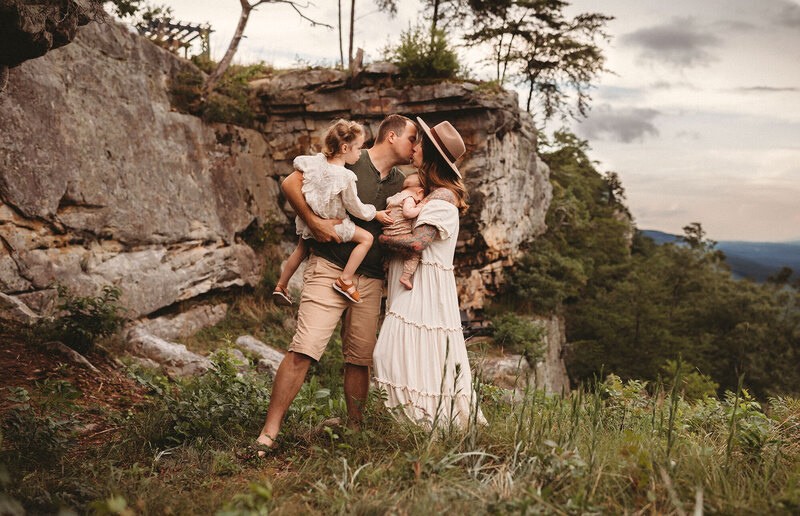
[1,382,80,465]
[384,24,461,80]
[489,313,546,364]
[139,349,270,446]
[660,359,719,400]
[33,284,125,354]
[168,70,204,113]
[168,63,271,127]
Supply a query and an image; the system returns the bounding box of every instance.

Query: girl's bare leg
[277,238,308,288]
[340,227,373,283]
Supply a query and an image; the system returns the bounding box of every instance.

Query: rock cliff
[1,21,285,317]
[1,20,552,318]
[250,68,552,310]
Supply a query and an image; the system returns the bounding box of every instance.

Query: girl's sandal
[333,277,362,303]
[272,284,293,306]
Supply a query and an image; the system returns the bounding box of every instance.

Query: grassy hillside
[3,333,800,514]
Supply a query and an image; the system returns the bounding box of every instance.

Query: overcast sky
[145,0,800,242]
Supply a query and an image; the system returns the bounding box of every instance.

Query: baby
[273,119,390,305]
[383,173,426,289]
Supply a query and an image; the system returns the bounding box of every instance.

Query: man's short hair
[375,114,413,143]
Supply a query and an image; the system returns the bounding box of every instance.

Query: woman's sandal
[272,284,293,306]
[333,277,362,303]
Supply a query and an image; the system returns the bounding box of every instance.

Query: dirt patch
[0,329,150,445]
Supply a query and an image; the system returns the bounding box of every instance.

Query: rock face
[478,315,570,396]
[0,0,97,69]
[0,21,284,317]
[251,72,552,309]
[127,303,229,341]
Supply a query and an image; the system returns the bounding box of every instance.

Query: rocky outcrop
[250,71,552,310]
[0,0,99,92]
[235,335,285,376]
[478,314,570,396]
[126,327,211,377]
[0,21,284,317]
[127,303,229,341]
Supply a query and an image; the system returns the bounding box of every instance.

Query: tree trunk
[348,0,355,68]
[430,0,440,48]
[203,0,253,96]
[526,79,534,111]
[338,0,344,68]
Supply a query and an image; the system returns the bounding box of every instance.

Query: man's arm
[282,171,342,243]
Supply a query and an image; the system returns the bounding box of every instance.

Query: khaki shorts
[288,254,383,366]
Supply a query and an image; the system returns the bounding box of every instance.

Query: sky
[132,0,800,242]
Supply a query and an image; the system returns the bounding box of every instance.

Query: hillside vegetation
[503,131,800,399]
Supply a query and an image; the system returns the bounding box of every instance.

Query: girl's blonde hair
[322,119,364,158]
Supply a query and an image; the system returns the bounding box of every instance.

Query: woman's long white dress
[373,199,486,428]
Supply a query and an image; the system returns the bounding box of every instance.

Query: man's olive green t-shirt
[308,149,405,279]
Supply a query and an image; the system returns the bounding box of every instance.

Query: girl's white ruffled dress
[373,199,486,428]
[293,153,376,242]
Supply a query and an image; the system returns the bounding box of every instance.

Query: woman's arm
[379,187,456,252]
[379,225,438,253]
[282,171,342,243]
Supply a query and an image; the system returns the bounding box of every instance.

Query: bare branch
[275,0,333,28]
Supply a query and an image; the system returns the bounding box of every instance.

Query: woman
[373,117,486,429]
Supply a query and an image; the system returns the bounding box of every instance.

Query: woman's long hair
[419,134,469,214]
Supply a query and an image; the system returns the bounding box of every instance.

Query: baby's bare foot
[399,276,413,289]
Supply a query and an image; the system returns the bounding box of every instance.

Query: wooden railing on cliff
[137,19,212,59]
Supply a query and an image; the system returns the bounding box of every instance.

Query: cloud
[734,86,799,93]
[577,105,660,143]
[776,0,800,27]
[622,17,721,67]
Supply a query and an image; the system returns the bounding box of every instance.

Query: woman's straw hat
[416,117,466,178]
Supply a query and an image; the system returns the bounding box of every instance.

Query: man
[254,114,418,451]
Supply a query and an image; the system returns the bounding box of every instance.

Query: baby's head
[403,173,424,198]
[322,119,365,165]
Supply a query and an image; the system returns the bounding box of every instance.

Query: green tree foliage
[104,0,143,18]
[506,131,800,398]
[384,24,461,80]
[462,0,611,117]
[489,312,547,363]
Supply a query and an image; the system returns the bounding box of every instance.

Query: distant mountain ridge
[641,230,800,281]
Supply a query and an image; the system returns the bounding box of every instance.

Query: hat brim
[416,117,462,179]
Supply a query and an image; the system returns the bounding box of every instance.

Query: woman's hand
[375,210,394,226]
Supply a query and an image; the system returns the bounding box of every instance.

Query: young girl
[273,120,390,305]
[383,173,425,289]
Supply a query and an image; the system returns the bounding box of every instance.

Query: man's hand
[309,218,343,243]
[375,210,394,226]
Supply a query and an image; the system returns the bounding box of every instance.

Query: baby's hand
[375,210,393,225]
